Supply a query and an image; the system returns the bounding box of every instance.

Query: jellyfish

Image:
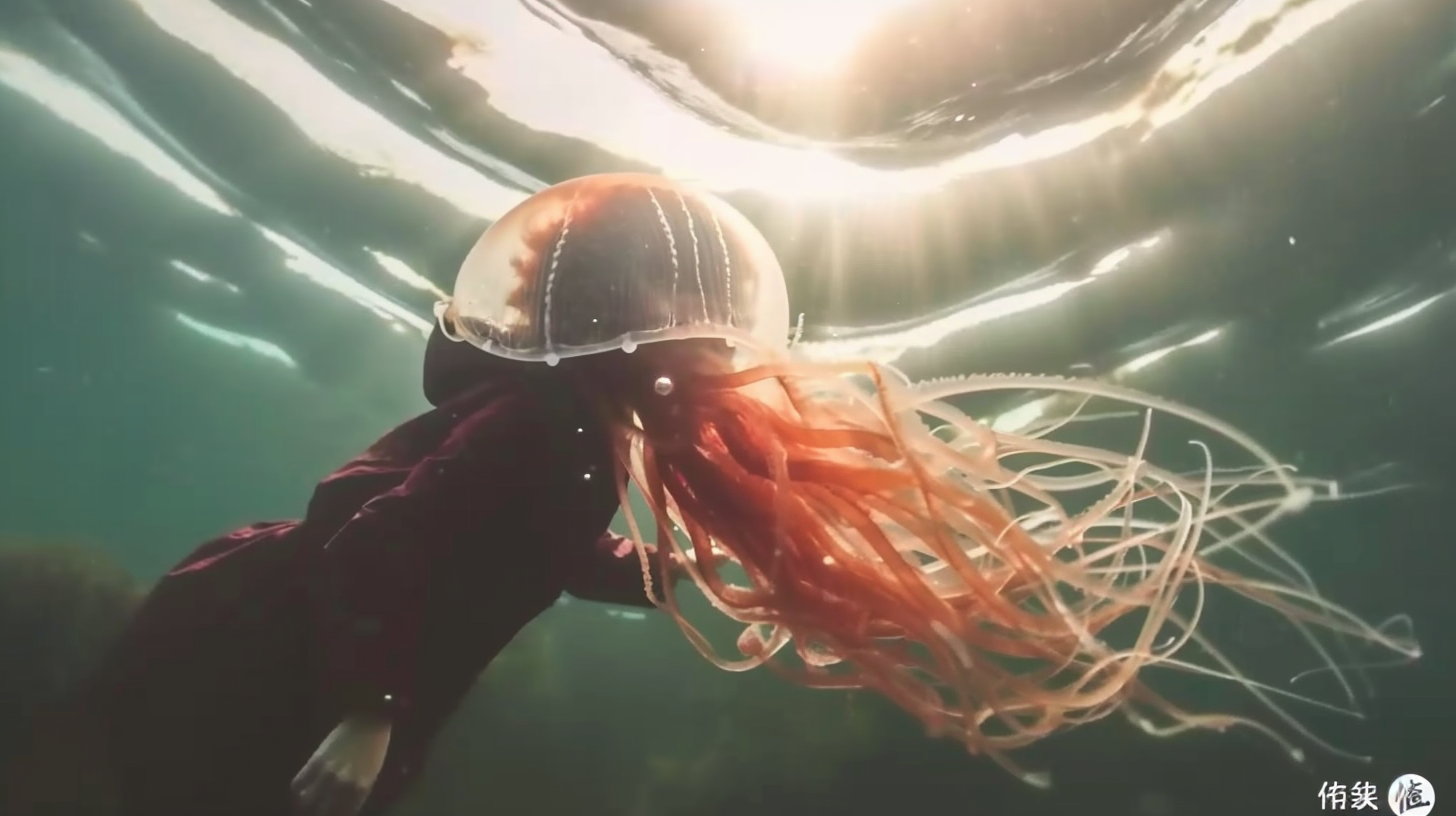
[40,174,1421,816]
[439,172,1419,785]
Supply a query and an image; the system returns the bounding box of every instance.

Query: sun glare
[717,0,919,75]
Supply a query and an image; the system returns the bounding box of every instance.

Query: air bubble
[1021,771,1052,789]
[1283,486,1313,513]
[654,376,674,396]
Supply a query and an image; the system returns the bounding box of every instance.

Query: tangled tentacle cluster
[609,351,1419,785]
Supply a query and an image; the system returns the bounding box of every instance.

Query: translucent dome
[436,173,791,365]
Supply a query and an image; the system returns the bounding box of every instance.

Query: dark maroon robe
[59,364,662,816]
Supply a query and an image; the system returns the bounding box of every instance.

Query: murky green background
[2,0,1452,814]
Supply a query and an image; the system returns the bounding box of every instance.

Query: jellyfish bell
[435,173,791,367]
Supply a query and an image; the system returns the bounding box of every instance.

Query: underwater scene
[1,0,1453,815]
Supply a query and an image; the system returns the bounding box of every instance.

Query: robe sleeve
[314,393,538,719]
[561,531,669,608]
